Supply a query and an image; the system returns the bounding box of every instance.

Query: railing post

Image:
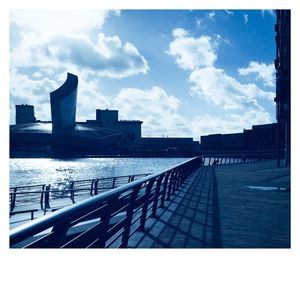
[139,179,155,231]
[166,170,175,201]
[172,168,179,194]
[44,184,51,212]
[96,195,118,248]
[70,181,75,203]
[151,175,163,218]
[40,184,45,211]
[112,177,116,188]
[90,180,95,196]
[178,167,184,187]
[159,172,170,208]
[10,188,17,212]
[121,184,142,248]
[94,179,99,195]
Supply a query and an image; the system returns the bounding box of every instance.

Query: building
[200,133,244,152]
[274,10,291,166]
[15,104,36,124]
[140,137,197,155]
[10,73,123,157]
[199,123,278,153]
[50,72,78,133]
[243,123,278,151]
[10,72,198,157]
[87,109,143,151]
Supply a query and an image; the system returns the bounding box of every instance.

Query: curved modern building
[10,73,123,157]
[50,72,78,133]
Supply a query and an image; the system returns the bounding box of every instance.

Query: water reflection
[10,157,188,187]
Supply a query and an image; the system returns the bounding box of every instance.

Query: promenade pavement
[128,160,290,248]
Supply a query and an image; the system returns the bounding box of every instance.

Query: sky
[10,9,277,140]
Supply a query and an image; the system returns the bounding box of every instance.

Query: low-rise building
[15,104,36,124]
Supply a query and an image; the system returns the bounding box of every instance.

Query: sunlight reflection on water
[10,157,188,187]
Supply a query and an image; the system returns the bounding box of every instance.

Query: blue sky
[10,9,276,140]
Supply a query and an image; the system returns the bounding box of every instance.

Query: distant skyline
[10,9,276,140]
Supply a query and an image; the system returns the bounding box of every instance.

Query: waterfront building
[200,133,244,151]
[15,104,36,124]
[199,123,278,152]
[86,109,143,151]
[10,73,122,157]
[50,72,78,133]
[274,10,290,166]
[140,137,197,155]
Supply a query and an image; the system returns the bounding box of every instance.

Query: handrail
[9,173,149,190]
[9,153,264,248]
[9,173,149,213]
[10,157,202,248]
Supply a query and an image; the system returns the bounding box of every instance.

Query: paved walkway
[128,160,290,248]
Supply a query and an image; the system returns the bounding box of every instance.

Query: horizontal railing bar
[105,228,126,248]
[10,173,150,190]
[24,231,55,249]
[62,223,102,248]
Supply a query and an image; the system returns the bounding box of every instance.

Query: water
[9,157,189,187]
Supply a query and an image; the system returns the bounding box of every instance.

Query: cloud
[225,10,234,15]
[189,67,275,111]
[11,10,115,41]
[208,11,216,20]
[195,17,206,30]
[167,28,217,70]
[166,26,275,139]
[111,87,192,137]
[11,33,149,79]
[190,109,272,137]
[261,10,275,18]
[110,85,272,139]
[10,10,148,80]
[238,61,275,87]
[9,68,59,122]
[244,13,249,24]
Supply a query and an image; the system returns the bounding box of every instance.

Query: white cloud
[261,10,275,18]
[208,11,216,20]
[168,28,217,70]
[9,68,59,122]
[11,10,114,41]
[166,26,275,139]
[11,32,149,79]
[111,87,191,137]
[190,109,272,137]
[225,10,234,16]
[189,67,275,110]
[244,13,249,24]
[238,61,275,87]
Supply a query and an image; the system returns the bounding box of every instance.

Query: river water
[9,157,189,187]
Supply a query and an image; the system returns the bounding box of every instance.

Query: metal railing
[9,174,149,214]
[10,157,202,248]
[9,153,264,248]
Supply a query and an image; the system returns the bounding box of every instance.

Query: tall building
[15,104,36,124]
[50,72,78,133]
[274,10,291,166]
